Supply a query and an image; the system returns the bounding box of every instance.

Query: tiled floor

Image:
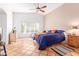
[6,38,59,56]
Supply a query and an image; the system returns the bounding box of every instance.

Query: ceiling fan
[30,3,47,13]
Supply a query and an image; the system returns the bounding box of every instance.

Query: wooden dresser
[9,32,16,44]
[67,34,79,48]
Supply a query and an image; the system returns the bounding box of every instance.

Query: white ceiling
[0,3,63,15]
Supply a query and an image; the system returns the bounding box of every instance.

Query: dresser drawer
[68,35,79,47]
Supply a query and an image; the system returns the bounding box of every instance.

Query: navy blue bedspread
[33,30,65,50]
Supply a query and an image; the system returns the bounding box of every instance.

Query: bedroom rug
[51,45,73,56]
[51,44,79,56]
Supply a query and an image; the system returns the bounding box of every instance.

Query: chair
[0,34,7,56]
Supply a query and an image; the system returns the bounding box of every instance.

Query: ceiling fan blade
[40,9,45,12]
[40,6,47,9]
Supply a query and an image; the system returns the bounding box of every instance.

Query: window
[21,22,40,34]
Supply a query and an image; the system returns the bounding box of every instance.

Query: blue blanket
[33,30,65,50]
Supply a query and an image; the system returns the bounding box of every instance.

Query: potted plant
[12,27,16,33]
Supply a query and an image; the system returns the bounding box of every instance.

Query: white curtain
[21,22,40,37]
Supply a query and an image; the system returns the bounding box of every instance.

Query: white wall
[13,12,44,38]
[2,14,7,43]
[45,4,79,31]
[0,10,7,43]
[0,4,13,44]
[0,15,2,27]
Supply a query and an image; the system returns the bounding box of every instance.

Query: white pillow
[67,29,79,36]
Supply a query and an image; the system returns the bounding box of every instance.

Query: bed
[32,30,65,50]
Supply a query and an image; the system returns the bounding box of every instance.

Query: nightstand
[67,34,79,48]
[9,32,16,44]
